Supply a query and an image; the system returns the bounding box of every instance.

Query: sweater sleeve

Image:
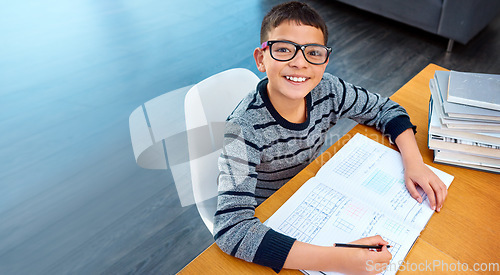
[323,73,415,142]
[213,117,295,272]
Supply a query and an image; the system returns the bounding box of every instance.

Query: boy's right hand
[335,235,392,275]
[283,235,392,273]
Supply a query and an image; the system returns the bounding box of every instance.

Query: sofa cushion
[439,0,500,44]
[337,0,443,33]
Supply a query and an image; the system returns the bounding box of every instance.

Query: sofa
[336,0,500,51]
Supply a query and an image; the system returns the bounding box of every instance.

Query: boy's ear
[253,47,266,72]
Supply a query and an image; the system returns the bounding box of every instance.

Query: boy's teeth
[286,76,306,82]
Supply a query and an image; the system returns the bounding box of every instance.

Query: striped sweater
[214,72,414,272]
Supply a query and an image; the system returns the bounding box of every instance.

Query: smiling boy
[214,2,447,273]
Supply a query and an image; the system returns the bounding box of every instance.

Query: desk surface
[179,64,500,274]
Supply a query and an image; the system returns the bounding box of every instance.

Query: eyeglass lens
[270,41,329,64]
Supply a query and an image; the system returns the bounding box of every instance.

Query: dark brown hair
[260,1,328,45]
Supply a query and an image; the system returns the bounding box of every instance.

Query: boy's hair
[260,1,328,45]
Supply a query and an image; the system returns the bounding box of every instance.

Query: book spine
[428,93,433,150]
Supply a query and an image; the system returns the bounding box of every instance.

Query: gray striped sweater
[214,72,414,272]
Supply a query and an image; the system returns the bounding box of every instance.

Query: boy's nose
[288,50,309,67]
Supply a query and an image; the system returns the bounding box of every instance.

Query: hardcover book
[435,70,500,121]
[447,71,500,111]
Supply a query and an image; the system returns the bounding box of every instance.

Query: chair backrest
[184,68,260,234]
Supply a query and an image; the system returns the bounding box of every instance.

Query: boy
[214,2,447,273]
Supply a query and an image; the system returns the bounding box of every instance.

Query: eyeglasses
[261,40,332,65]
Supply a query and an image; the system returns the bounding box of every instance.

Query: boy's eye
[308,50,322,56]
[275,47,292,53]
[306,47,325,57]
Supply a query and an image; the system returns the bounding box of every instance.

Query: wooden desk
[179,64,500,274]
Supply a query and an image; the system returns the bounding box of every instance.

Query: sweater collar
[257,78,311,131]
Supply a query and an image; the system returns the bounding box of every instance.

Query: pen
[335,243,391,249]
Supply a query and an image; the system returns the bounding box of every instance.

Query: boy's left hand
[394,128,447,212]
[403,160,447,212]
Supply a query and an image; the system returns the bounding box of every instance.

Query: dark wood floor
[0,0,498,274]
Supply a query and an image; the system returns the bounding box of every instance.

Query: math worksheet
[266,133,454,275]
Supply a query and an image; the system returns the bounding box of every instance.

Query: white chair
[184,68,260,234]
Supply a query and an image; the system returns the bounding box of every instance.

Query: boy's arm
[323,74,413,141]
[395,128,447,212]
[323,75,447,210]
[283,236,392,274]
[214,118,295,272]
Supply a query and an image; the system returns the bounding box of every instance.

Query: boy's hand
[404,160,447,212]
[284,236,391,273]
[335,235,392,275]
[394,128,448,212]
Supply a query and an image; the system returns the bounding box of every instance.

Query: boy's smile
[254,21,329,123]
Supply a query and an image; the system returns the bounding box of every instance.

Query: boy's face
[254,21,329,102]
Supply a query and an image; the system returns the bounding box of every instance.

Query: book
[447,71,500,111]
[265,134,454,275]
[433,158,500,174]
[434,150,500,171]
[428,138,500,159]
[444,121,500,132]
[430,134,500,150]
[429,127,500,147]
[434,71,500,122]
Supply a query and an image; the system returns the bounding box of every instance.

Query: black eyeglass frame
[261,40,332,65]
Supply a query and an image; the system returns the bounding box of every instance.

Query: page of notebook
[266,176,421,275]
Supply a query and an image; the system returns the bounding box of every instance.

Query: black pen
[335,243,391,249]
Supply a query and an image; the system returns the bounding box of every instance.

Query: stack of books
[428,70,500,173]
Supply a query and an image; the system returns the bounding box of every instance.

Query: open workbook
[265,134,454,275]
